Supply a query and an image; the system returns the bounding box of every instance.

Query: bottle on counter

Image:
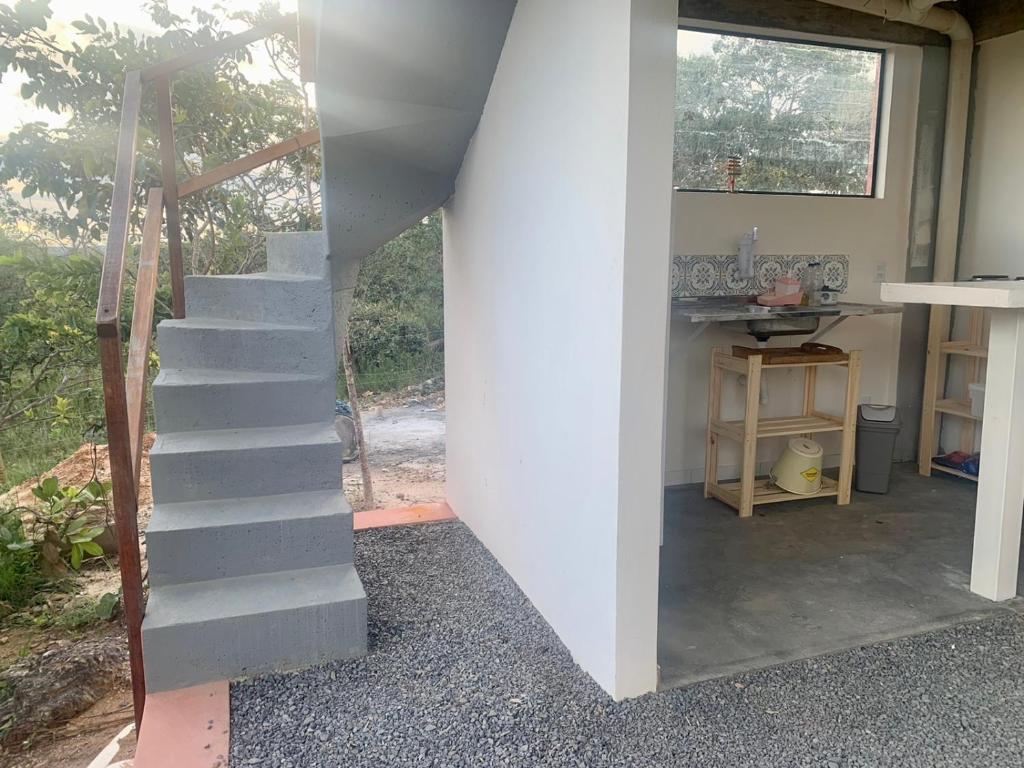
[803,262,823,307]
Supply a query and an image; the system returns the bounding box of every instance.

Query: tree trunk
[341,329,374,510]
[0,446,5,486]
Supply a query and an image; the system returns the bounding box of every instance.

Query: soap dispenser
[738,227,758,280]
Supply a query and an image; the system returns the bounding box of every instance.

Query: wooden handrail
[126,188,164,484]
[156,78,186,319]
[139,13,296,83]
[95,11,311,733]
[96,70,142,335]
[178,128,320,198]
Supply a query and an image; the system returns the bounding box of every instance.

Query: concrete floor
[658,463,1024,688]
[234,522,1024,766]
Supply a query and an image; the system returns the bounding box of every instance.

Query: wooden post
[125,189,163,485]
[704,348,723,498]
[98,332,146,732]
[156,77,186,319]
[960,308,985,454]
[838,350,862,505]
[95,69,146,731]
[919,304,951,475]
[739,354,762,518]
[802,365,818,439]
[342,330,374,510]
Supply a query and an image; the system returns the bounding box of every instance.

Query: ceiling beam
[941,1,1024,42]
[679,0,949,46]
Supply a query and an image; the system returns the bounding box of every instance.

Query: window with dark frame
[674,28,885,197]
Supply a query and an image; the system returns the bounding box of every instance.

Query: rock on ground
[1,636,128,750]
[231,522,1024,768]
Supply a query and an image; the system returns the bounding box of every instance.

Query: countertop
[881,280,1024,309]
[671,297,902,324]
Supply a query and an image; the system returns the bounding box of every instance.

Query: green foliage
[0,253,109,484]
[675,33,880,194]
[52,591,120,630]
[350,213,444,391]
[349,305,429,370]
[0,510,44,615]
[0,0,318,270]
[0,1,321,487]
[6,477,111,575]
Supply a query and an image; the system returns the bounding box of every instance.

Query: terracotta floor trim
[354,501,456,530]
[133,681,229,768]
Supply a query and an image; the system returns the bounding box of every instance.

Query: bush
[348,213,444,393]
[0,511,44,616]
[349,302,430,370]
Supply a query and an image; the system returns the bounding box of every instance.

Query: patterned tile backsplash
[671,254,849,298]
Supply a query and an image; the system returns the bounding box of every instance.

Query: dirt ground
[344,401,446,511]
[0,437,153,768]
[2,397,445,767]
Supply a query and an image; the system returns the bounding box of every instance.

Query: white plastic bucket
[770,437,824,495]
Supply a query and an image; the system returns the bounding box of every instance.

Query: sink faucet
[738,226,758,280]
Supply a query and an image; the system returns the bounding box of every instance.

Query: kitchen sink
[671,295,822,340]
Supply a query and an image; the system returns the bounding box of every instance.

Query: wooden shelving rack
[704,346,862,518]
[920,306,987,481]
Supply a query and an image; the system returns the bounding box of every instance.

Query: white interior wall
[958,30,1024,280]
[665,39,922,485]
[937,30,1024,452]
[443,0,676,699]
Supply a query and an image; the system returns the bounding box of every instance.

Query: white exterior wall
[443,0,676,699]
[958,30,1024,280]
[665,39,922,485]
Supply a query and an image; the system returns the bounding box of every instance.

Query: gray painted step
[142,563,367,692]
[149,423,342,504]
[157,317,334,376]
[153,368,334,433]
[147,490,353,588]
[267,231,329,278]
[185,273,330,326]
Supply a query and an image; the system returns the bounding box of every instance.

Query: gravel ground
[231,522,1024,767]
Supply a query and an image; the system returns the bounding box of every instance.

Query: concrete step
[142,563,367,692]
[184,273,330,326]
[266,231,329,278]
[147,490,353,588]
[149,422,342,504]
[153,368,334,433]
[157,317,333,376]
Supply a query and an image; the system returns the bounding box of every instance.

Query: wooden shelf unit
[704,347,862,518]
[920,306,987,482]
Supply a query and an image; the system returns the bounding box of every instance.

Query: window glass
[675,29,884,196]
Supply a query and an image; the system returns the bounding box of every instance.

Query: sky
[678,29,717,58]
[0,6,697,137]
[0,0,296,137]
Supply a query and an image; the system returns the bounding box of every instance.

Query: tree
[349,213,444,390]
[0,0,319,273]
[0,1,321,487]
[675,34,880,195]
[0,252,104,434]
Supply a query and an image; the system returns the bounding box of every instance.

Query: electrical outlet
[874,263,887,283]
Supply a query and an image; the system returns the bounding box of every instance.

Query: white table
[881,280,1024,601]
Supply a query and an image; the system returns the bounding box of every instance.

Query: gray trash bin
[856,404,901,493]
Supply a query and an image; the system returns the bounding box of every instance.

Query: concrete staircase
[142,231,366,692]
[311,0,517,317]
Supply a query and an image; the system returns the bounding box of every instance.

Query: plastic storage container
[855,404,901,493]
[968,382,985,419]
